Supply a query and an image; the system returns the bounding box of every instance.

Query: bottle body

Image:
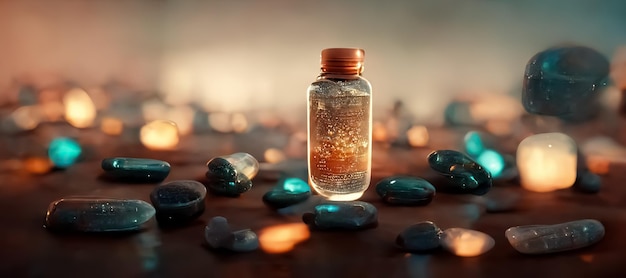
[307,76,372,201]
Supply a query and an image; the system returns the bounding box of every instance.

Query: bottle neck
[319,71,362,80]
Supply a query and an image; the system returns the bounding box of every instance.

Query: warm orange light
[167,105,195,135]
[441,228,494,257]
[231,113,248,133]
[23,157,52,174]
[586,156,610,175]
[63,88,97,128]
[10,106,40,130]
[140,120,179,150]
[406,125,429,147]
[100,117,124,136]
[264,148,286,164]
[258,223,310,254]
[209,112,233,133]
[580,254,594,263]
[40,101,65,122]
[517,133,577,192]
[372,121,388,142]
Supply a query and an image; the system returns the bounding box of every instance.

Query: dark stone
[375,176,435,206]
[428,150,492,195]
[573,171,602,194]
[302,201,378,230]
[396,221,442,252]
[263,177,311,209]
[204,216,259,252]
[150,180,207,226]
[522,45,610,121]
[101,157,170,183]
[205,158,252,196]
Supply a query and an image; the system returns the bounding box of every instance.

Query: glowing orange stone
[63,88,97,128]
[264,148,286,164]
[406,125,429,147]
[100,117,124,136]
[140,120,179,150]
[440,228,495,257]
[259,223,310,254]
[517,133,577,192]
[23,157,52,174]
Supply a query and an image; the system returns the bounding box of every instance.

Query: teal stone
[428,150,492,195]
[463,131,505,178]
[396,221,442,252]
[263,177,311,209]
[102,157,170,183]
[475,149,505,178]
[573,171,601,194]
[463,131,486,157]
[150,180,207,226]
[375,176,435,206]
[204,216,259,252]
[205,157,252,196]
[44,197,155,232]
[302,201,378,230]
[48,137,82,168]
[522,46,609,121]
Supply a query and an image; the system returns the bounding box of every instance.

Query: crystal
[205,152,259,196]
[427,150,492,195]
[302,201,378,230]
[204,216,259,252]
[150,180,207,226]
[522,46,610,120]
[375,176,436,206]
[573,171,601,194]
[262,177,311,209]
[48,137,82,168]
[44,198,155,232]
[396,221,442,252]
[517,133,577,192]
[101,157,171,183]
[505,219,605,254]
[440,228,495,257]
[140,120,179,150]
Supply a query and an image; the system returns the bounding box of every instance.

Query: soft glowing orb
[440,228,495,257]
[23,157,52,174]
[476,149,505,178]
[259,223,310,254]
[281,177,310,193]
[140,120,179,150]
[10,105,40,130]
[407,125,429,147]
[167,105,195,135]
[63,88,97,128]
[517,133,577,192]
[208,112,232,133]
[100,117,124,136]
[231,113,248,133]
[372,121,388,142]
[464,131,484,157]
[264,148,286,164]
[48,137,82,168]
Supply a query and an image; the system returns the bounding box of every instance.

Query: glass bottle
[307,48,373,201]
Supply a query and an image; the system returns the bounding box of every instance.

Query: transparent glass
[307,75,372,201]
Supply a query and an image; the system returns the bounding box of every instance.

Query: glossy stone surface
[573,171,602,194]
[517,133,577,192]
[505,219,605,254]
[302,201,378,230]
[101,157,170,183]
[48,137,82,168]
[396,221,442,252]
[427,150,492,195]
[440,228,495,257]
[204,216,259,252]
[206,152,259,196]
[44,198,155,232]
[522,46,609,120]
[263,177,311,209]
[375,176,436,206]
[463,131,505,178]
[150,180,207,226]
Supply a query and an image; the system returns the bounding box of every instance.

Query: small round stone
[573,171,602,194]
[302,201,378,230]
[48,137,82,168]
[396,221,442,252]
[102,157,170,183]
[150,180,207,226]
[375,176,435,206]
[263,177,311,209]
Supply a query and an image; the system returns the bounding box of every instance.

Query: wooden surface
[1,126,626,278]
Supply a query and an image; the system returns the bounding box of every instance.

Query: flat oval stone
[396,221,442,252]
[428,150,492,195]
[263,177,311,209]
[522,46,609,121]
[302,201,378,230]
[440,228,495,257]
[375,176,435,206]
[204,216,259,252]
[206,153,259,196]
[102,157,170,183]
[505,219,605,254]
[150,180,207,226]
[573,171,602,194]
[44,198,155,232]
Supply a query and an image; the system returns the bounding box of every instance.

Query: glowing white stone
[440,228,495,257]
[140,120,179,150]
[517,132,577,192]
[63,88,97,128]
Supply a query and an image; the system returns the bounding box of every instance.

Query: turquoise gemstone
[428,150,492,195]
[101,157,170,182]
[263,177,311,209]
[48,137,82,168]
[476,149,505,178]
[375,176,435,206]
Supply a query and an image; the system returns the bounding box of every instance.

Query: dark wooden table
[1,126,625,278]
